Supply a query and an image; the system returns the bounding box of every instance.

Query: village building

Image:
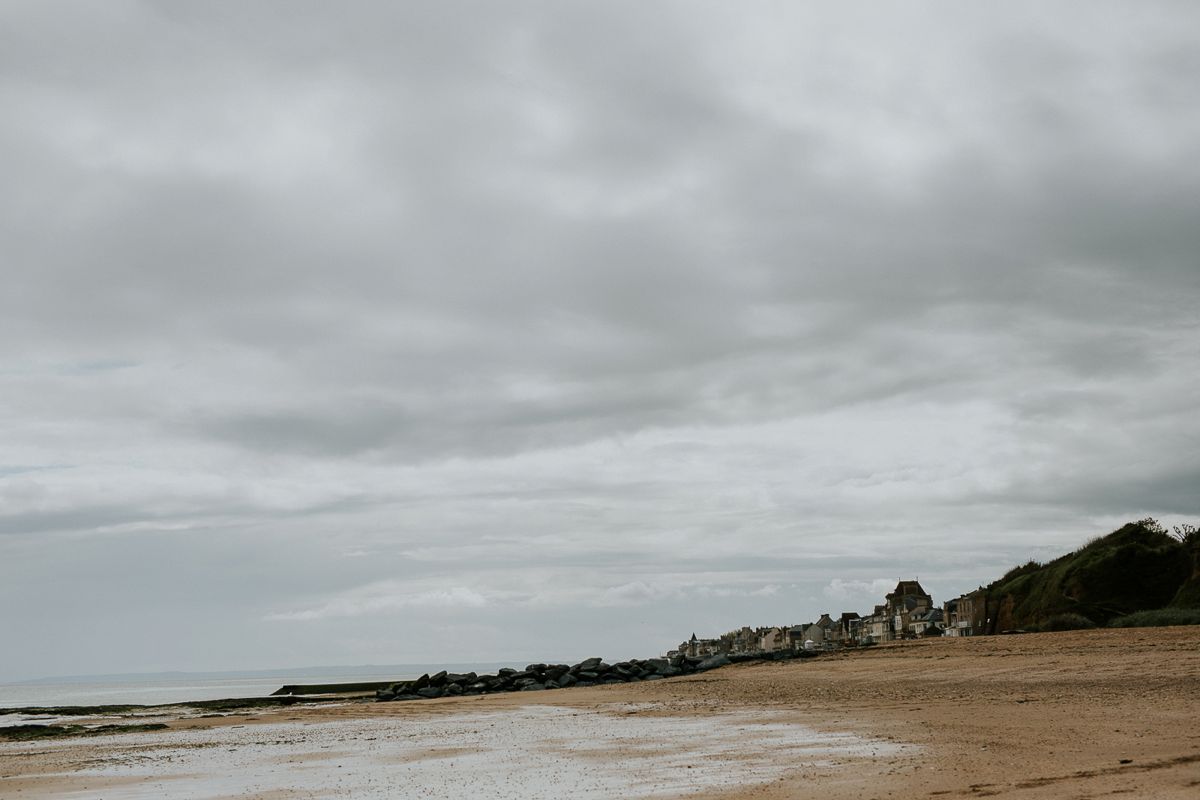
[677,632,723,658]
[672,581,950,656]
[786,626,807,650]
[759,627,786,652]
[719,626,762,654]
[800,613,838,649]
[838,612,861,644]
[862,604,891,643]
[944,590,986,636]
[886,579,933,640]
[908,607,945,636]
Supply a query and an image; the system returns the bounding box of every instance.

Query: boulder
[416,686,444,699]
[697,654,731,671]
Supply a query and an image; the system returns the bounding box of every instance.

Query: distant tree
[1137,517,1167,536]
[1170,523,1198,546]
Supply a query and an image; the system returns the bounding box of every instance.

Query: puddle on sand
[11,705,909,799]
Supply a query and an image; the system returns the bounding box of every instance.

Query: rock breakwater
[374,650,815,702]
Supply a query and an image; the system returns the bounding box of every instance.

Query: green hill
[982,519,1198,632]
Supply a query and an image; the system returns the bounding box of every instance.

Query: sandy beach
[3,627,1198,799]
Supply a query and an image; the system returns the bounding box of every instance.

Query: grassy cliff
[983,519,1196,631]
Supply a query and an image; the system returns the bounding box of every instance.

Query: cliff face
[983,521,1192,629]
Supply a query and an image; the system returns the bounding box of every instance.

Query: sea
[0,663,523,708]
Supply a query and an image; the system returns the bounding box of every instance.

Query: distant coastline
[0,662,522,709]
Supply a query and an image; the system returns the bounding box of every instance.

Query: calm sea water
[0,663,521,708]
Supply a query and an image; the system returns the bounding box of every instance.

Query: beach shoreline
[2,627,1198,798]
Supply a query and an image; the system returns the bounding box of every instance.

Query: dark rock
[576,657,603,672]
[498,668,517,677]
[445,683,463,695]
[393,693,423,701]
[429,671,448,687]
[697,655,731,670]
[514,677,540,688]
[416,686,444,699]
[576,671,599,681]
[412,673,431,691]
[520,683,546,691]
[643,658,670,674]
[376,690,396,701]
[558,673,578,688]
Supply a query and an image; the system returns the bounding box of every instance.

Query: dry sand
[2,626,1197,799]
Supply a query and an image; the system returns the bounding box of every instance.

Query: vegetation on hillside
[983,519,1197,631]
[1108,608,1200,628]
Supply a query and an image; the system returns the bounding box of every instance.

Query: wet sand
[2,627,1198,798]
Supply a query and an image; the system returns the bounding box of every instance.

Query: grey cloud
[1,1,1198,681]
[0,506,151,536]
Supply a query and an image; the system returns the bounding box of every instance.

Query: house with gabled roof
[909,607,945,636]
[886,580,933,640]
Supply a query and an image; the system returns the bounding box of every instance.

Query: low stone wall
[375,650,816,702]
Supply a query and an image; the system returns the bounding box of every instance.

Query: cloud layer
[1,1,1198,680]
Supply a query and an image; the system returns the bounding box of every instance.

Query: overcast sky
[2,1,1198,682]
